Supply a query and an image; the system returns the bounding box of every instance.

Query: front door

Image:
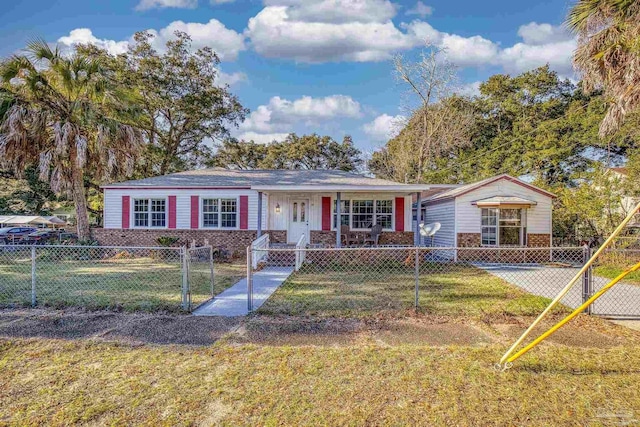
[288,199,309,244]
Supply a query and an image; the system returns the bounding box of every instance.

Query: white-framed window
[481,208,526,246]
[133,198,166,228]
[333,199,394,230]
[201,198,238,229]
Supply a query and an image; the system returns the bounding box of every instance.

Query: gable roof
[102,169,435,192]
[423,174,556,203]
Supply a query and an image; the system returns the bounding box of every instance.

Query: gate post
[209,246,215,298]
[414,247,420,310]
[247,246,253,312]
[31,246,37,307]
[181,246,190,311]
[582,245,593,315]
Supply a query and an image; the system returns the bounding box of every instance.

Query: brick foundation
[91,228,287,257]
[457,233,481,247]
[527,233,551,247]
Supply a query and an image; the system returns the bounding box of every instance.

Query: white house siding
[454,180,552,235]
[103,188,260,230]
[424,199,455,247]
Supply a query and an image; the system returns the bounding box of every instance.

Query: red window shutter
[321,197,331,231]
[122,196,130,229]
[190,196,199,229]
[239,195,249,229]
[395,197,405,232]
[168,196,177,229]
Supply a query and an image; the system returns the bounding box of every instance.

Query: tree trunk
[71,165,91,241]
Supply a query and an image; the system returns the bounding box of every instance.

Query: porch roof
[472,196,538,207]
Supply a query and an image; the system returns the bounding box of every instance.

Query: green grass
[259,264,559,317]
[2,335,640,426]
[595,265,640,285]
[0,253,244,312]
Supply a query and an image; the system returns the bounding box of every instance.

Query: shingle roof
[103,168,423,189]
[424,174,556,202]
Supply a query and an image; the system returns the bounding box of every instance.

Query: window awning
[472,196,537,208]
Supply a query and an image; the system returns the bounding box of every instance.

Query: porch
[253,185,429,248]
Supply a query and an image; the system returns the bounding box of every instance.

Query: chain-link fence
[0,244,214,312]
[248,245,640,319]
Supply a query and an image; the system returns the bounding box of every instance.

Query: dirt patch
[228,315,494,347]
[0,309,242,346]
[492,314,640,349]
[229,316,365,346]
[371,319,493,346]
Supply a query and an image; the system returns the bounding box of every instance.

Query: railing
[295,234,307,271]
[251,233,270,269]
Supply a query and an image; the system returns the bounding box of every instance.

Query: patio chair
[341,225,359,246]
[364,224,383,247]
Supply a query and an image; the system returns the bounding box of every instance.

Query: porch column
[415,192,422,246]
[257,191,263,238]
[336,192,341,248]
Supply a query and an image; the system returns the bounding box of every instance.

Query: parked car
[0,227,38,244]
[25,229,56,244]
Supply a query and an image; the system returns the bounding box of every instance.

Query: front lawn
[594,265,640,285]
[259,263,560,317]
[2,320,640,426]
[0,251,244,312]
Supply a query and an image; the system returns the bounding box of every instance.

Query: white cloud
[57,19,245,62]
[217,70,247,86]
[57,29,129,55]
[246,6,417,63]
[135,0,197,11]
[498,39,576,75]
[406,1,433,18]
[440,33,499,67]
[147,19,246,61]
[459,81,481,97]
[240,94,363,133]
[362,114,404,142]
[517,22,572,45]
[263,0,397,23]
[236,132,290,144]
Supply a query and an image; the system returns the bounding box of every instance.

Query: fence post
[209,246,215,298]
[582,245,592,315]
[31,246,36,307]
[247,246,253,312]
[181,246,190,311]
[414,247,420,310]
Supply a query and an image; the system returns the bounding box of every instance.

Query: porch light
[275,203,281,213]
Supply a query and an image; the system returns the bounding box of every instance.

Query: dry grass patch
[2,332,640,426]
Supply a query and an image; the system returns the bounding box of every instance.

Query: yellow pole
[499,201,640,364]
[507,261,640,363]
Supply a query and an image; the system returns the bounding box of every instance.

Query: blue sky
[0,0,577,153]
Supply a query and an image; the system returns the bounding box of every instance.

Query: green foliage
[210,133,364,171]
[156,236,180,247]
[82,31,248,176]
[370,66,638,186]
[0,167,61,215]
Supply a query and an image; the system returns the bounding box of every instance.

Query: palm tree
[567,0,640,137]
[0,40,143,240]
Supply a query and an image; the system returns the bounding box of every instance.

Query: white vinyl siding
[424,199,455,247]
[104,189,258,230]
[455,180,552,235]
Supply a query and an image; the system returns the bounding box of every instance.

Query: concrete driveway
[475,264,640,318]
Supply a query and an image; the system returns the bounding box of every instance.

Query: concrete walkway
[476,263,640,317]
[193,267,294,317]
